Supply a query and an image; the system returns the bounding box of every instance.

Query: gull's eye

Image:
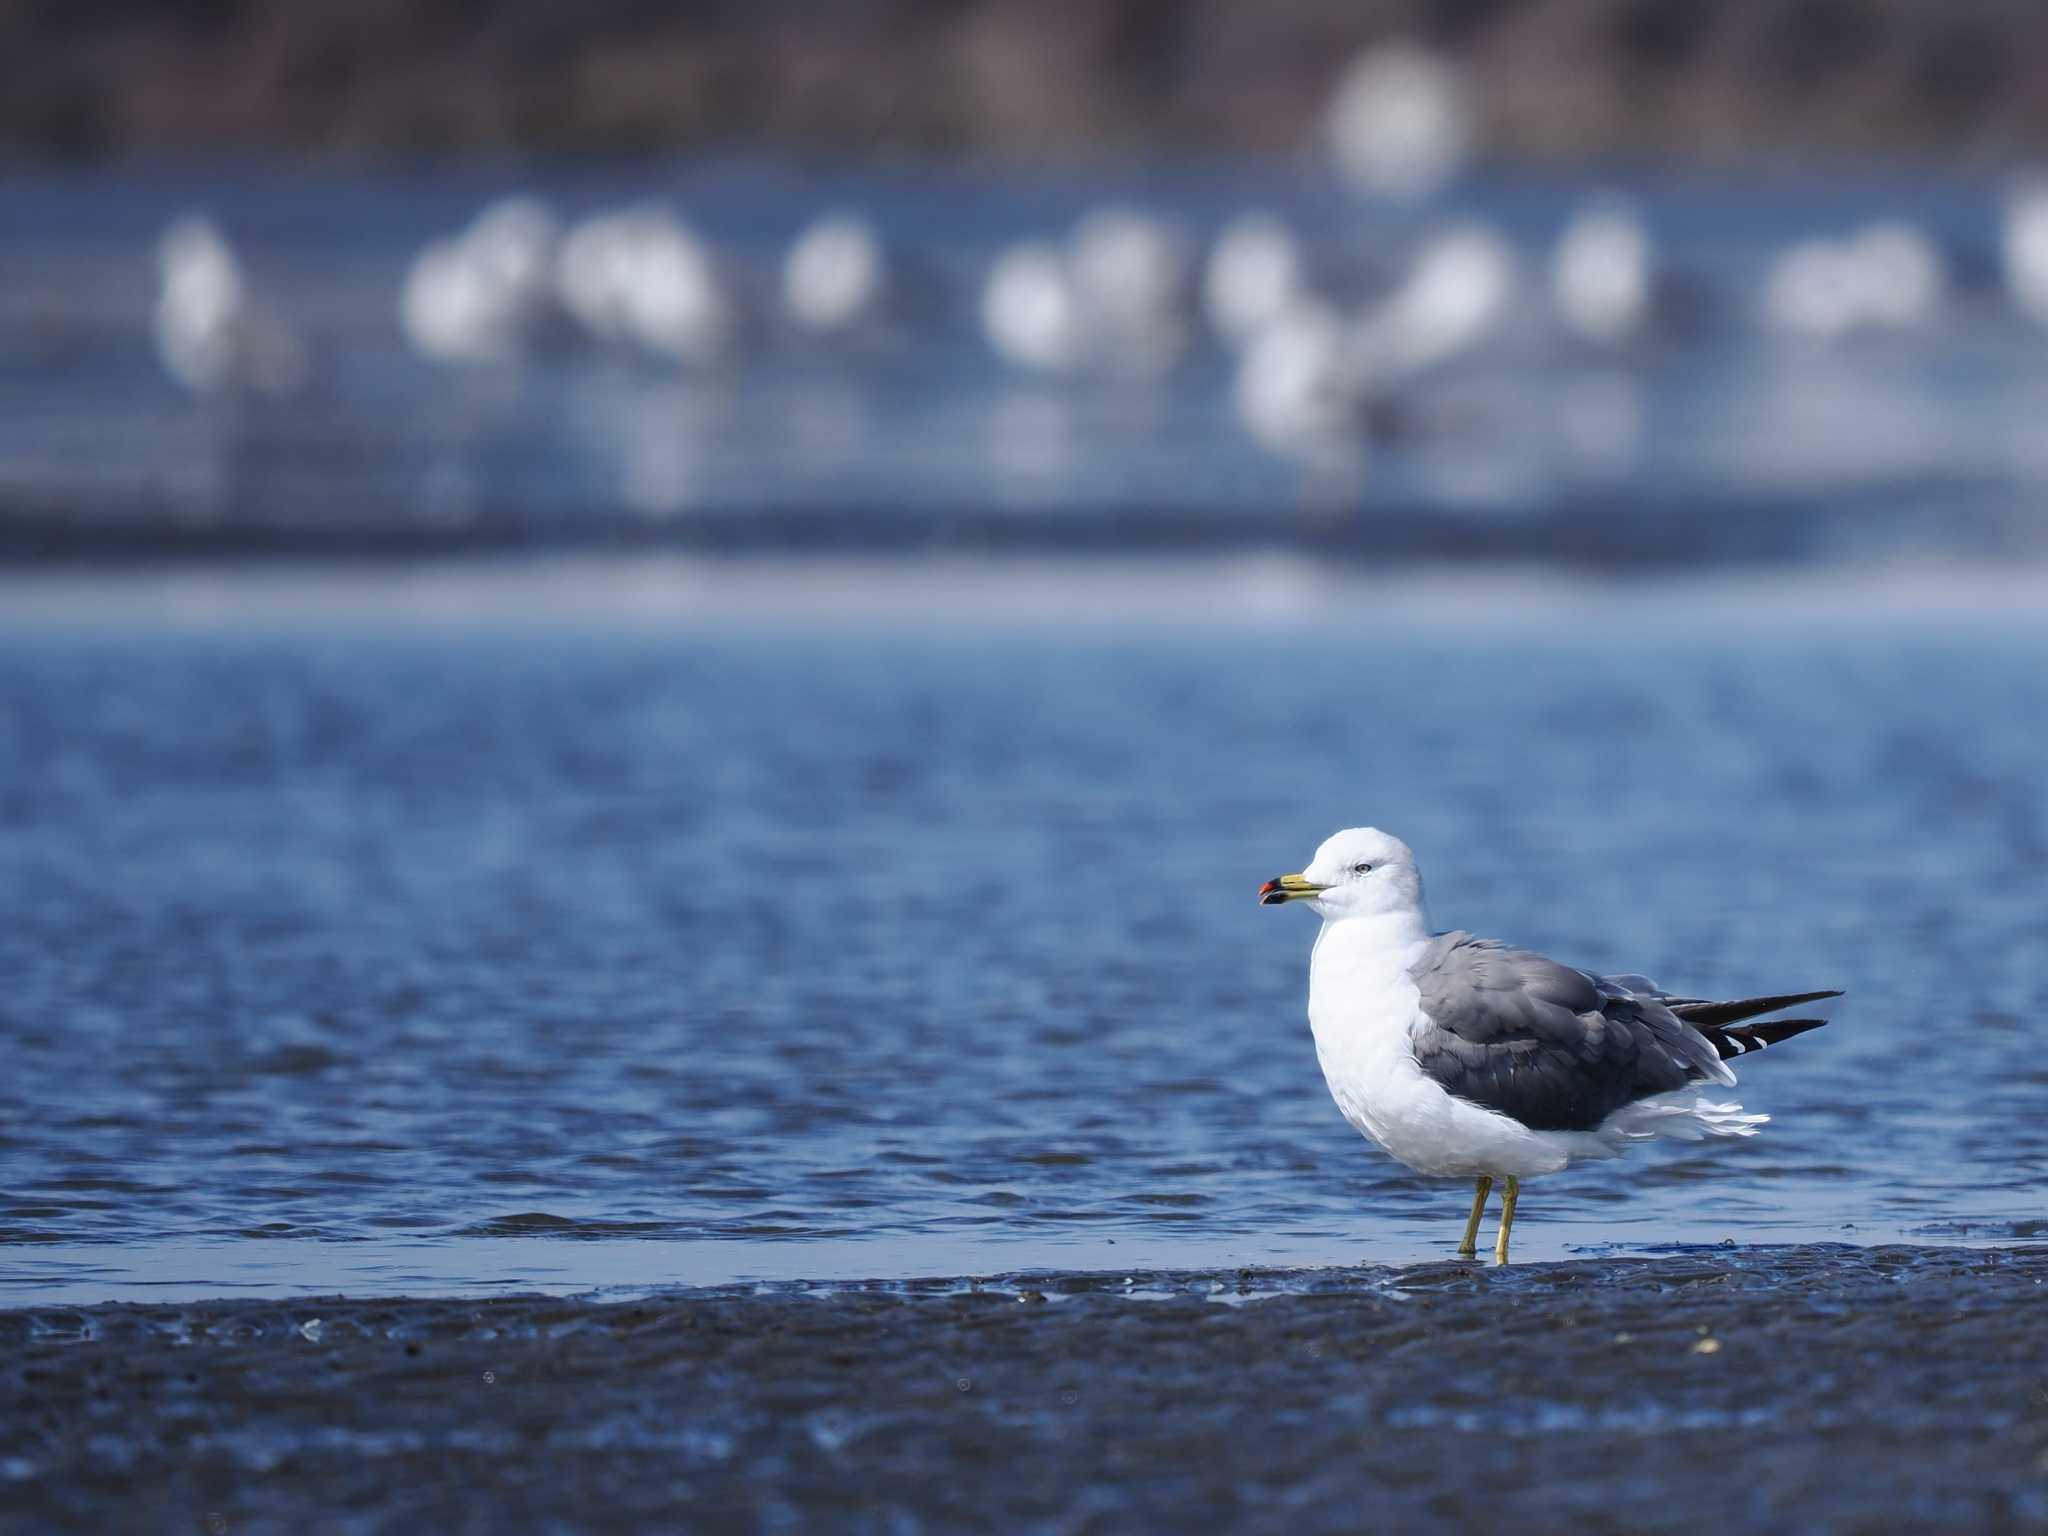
[1353,862,1373,874]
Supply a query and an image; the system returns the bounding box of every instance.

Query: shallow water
[2,569,2044,1304]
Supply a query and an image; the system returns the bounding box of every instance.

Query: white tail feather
[1602,1093,1768,1145]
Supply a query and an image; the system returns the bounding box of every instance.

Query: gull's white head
[1260,827,1424,922]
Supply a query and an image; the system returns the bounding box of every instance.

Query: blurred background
[8,0,2048,556]
[3,2,2047,1305]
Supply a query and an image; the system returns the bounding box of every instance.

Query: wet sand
[5,1244,2046,1533]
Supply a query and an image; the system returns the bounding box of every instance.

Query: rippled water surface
[3,576,2045,1301]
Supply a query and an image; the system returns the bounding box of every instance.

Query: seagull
[982,242,1087,374]
[154,215,306,399]
[1204,212,1305,349]
[1325,45,1473,200]
[555,204,737,366]
[1066,207,1194,375]
[2003,180,2048,329]
[782,212,889,338]
[1763,222,1946,342]
[1260,828,1840,1264]
[1551,200,1655,349]
[401,197,564,367]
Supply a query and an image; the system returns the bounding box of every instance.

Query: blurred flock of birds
[55,43,2048,536]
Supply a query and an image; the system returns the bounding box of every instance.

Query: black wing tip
[1671,989,1845,1027]
[1711,1015,1833,1059]
[1748,987,1845,1006]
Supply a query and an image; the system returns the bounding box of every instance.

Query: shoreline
[7,550,2048,633]
[6,1222,2042,1310]
[8,1243,2045,1531]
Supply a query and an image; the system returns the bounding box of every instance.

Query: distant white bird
[621,213,737,367]
[783,212,888,337]
[1261,827,1841,1264]
[1552,202,1654,349]
[557,208,646,344]
[982,242,1087,373]
[1233,299,1358,456]
[554,204,737,367]
[1764,241,1858,341]
[465,198,560,315]
[402,240,516,365]
[1232,224,1514,460]
[1067,207,1193,373]
[401,196,562,365]
[1204,212,1306,348]
[153,215,306,398]
[1356,222,1517,380]
[1765,222,1945,341]
[1326,46,1473,200]
[2002,181,2048,329]
[984,213,1198,377]
[1850,222,1945,331]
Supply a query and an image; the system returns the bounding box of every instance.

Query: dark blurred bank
[4,0,2047,162]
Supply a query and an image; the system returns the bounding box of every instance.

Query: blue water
[4,155,2048,1302]
[3,570,2044,1302]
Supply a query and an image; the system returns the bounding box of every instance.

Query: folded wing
[1408,932,1838,1134]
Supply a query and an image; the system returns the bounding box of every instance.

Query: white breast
[1307,919,1572,1180]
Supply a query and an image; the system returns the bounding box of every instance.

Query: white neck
[1318,906,1430,954]
[1309,906,1432,1003]
[1305,906,1434,1119]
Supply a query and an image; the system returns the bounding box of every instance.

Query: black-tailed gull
[1260,827,1841,1263]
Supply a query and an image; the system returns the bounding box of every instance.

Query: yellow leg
[1457,1176,1492,1258]
[1493,1176,1521,1266]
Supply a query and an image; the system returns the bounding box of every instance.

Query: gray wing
[1408,932,1733,1134]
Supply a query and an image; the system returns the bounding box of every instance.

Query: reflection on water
[1,577,2043,1300]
